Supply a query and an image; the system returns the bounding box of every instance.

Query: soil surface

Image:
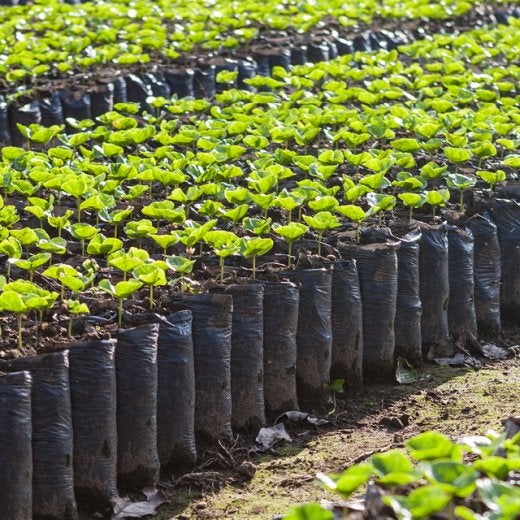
[155,355,520,519]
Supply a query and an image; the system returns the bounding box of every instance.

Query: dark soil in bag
[468,213,501,334]
[0,94,11,145]
[116,323,160,491]
[143,72,171,98]
[170,294,233,445]
[112,76,127,104]
[282,269,332,409]
[0,352,77,520]
[193,66,216,99]
[418,222,450,349]
[487,198,520,319]
[447,226,478,340]
[261,280,299,418]
[307,40,330,62]
[290,44,308,65]
[164,68,195,98]
[268,48,292,70]
[0,371,33,520]
[59,89,91,123]
[125,74,153,112]
[339,238,399,381]
[156,311,197,472]
[394,227,422,364]
[69,339,118,515]
[330,259,363,391]
[8,99,41,145]
[39,92,65,126]
[224,284,265,430]
[237,59,257,90]
[90,83,114,119]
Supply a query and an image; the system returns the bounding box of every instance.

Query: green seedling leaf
[124,219,157,239]
[273,222,309,265]
[0,236,22,259]
[0,290,26,313]
[391,138,421,152]
[372,449,414,475]
[309,196,339,212]
[273,222,309,244]
[108,250,146,276]
[243,217,272,236]
[10,253,52,280]
[444,147,472,164]
[142,201,186,223]
[502,154,520,168]
[180,219,217,248]
[150,233,179,254]
[68,223,98,241]
[67,300,89,315]
[424,461,478,497]
[420,161,448,179]
[240,237,274,259]
[222,204,249,223]
[384,485,452,519]
[359,173,391,190]
[87,234,123,255]
[337,204,368,223]
[476,170,506,190]
[99,279,143,300]
[474,456,511,480]
[426,189,450,207]
[406,432,457,460]
[317,464,373,497]
[446,173,476,190]
[284,503,334,520]
[36,237,67,255]
[478,477,520,516]
[10,227,40,247]
[303,211,340,232]
[166,256,196,275]
[133,263,167,287]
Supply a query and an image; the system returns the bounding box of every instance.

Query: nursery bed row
[0,199,517,518]
[0,20,518,353]
[0,2,519,147]
[0,0,517,94]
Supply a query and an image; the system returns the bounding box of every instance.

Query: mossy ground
[157,357,520,519]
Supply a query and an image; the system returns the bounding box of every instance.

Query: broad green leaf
[133,264,167,286]
[476,170,506,189]
[406,432,457,460]
[68,300,89,315]
[384,485,451,519]
[372,450,414,475]
[425,461,478,497]
[318,464,373,497]
[309,196,339,212]
[336,205,367,223]
[303,211,340,232]
[283,503,333,520]
[0,290,26,313]
[444,147,472,164]
[391,138,420,152]
[166,256,195,274]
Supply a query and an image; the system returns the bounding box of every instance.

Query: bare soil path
[156,357,520,519]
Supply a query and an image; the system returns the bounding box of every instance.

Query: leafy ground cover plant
[284,426,520,520]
